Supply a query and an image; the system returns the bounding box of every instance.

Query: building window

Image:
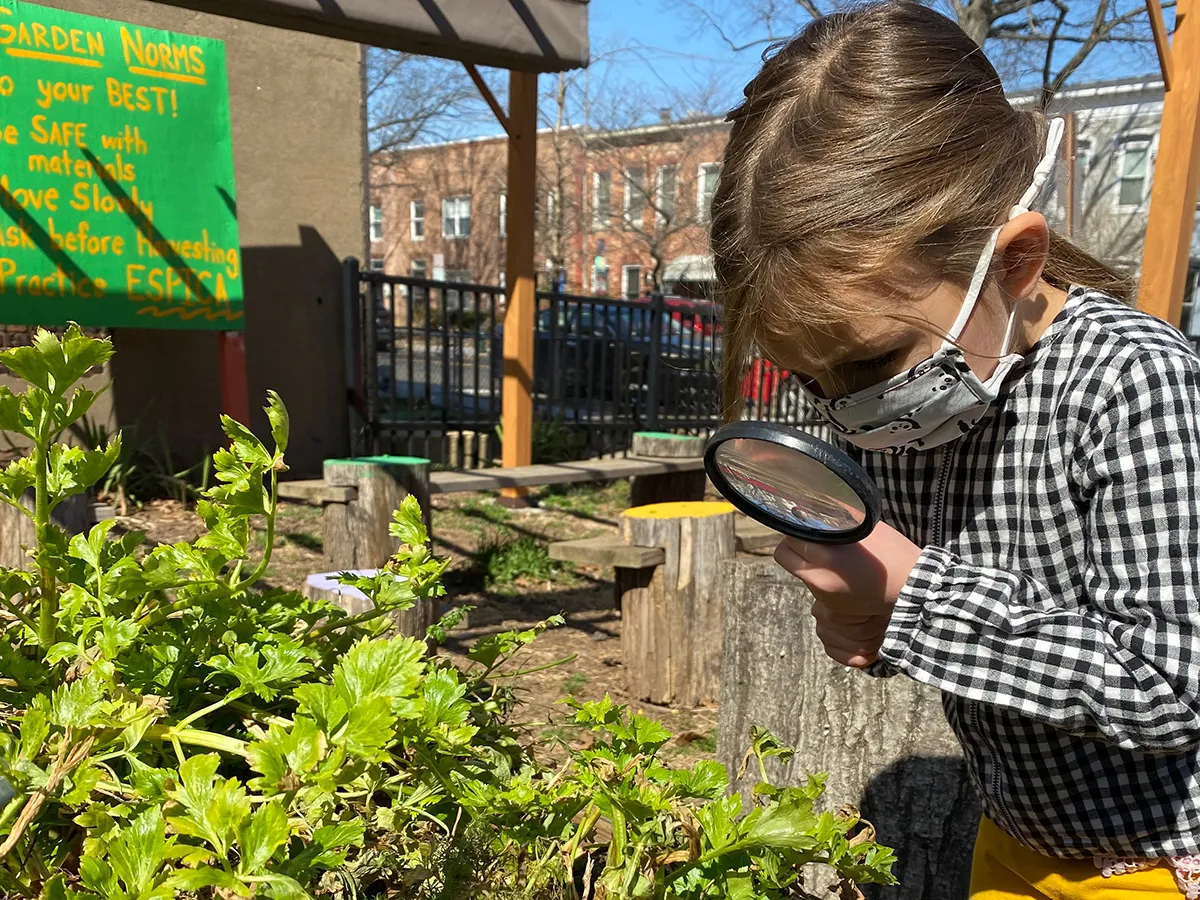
[593,170,611,227]
[622,265,642,299]
[592,265,609,295]
[624,167,645,229]
[411,259,427,278]
[1116,135,1152,209]
[656,165,677,223]
[442,196,471,239]
[445,268,471,310]
[410,199,425,241]
[369,258,385,272]
[500,192,507,239]
[369,203,384,243]
[697,163,720,223]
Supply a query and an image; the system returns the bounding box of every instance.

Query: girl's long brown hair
[711,0,1133,419]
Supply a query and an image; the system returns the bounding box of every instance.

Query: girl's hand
[774,522,923,668]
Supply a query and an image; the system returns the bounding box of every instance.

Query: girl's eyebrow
[817,325,913,369]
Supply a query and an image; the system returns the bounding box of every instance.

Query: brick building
[371,75,1200,311]
[371,114,730,298]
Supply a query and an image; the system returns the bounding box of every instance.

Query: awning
[147,0,590,72]
[663,254,715,283]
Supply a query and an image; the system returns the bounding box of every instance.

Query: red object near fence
[742,358,788,405]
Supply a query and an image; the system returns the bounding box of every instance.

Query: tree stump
[717,557,979,900]
[304,569,444,643]
[629,432,707,506]
[0,492,91,569]
[619,500,736,707]
[321,457,436,638]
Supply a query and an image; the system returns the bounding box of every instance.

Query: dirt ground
[116,480,774,768]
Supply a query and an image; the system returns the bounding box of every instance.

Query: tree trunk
[0,492,90,569]
[717,558,979,900]
[619,501,735,706]
[321,458,436,638]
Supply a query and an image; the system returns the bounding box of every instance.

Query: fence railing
[351,266,828,466]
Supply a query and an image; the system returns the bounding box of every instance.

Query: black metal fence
[348,263,826,466]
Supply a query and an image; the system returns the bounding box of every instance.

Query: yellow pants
[971,818,1181,899]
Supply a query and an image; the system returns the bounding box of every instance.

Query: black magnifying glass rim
[704,421,882,545]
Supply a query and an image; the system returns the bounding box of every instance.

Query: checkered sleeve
[879,347,1200,752]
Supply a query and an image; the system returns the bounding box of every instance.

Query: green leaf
[0,388,24,435]
[69,520,115,571]
[257,874,312,900]
[467,616,564,670]
[266,391,289,455]
[389,494,428,546]
[422,669,471,728]
[107,806,167,896]
[47,440,122,503]
[668,759,728,800]
[164,866,246,894]
[0,325,112,397]
[312,820,365,852]
[744,792,820,851]
[78,857,120,899]
[220,415,272,468]
[58,386,105,432]
[19,708,47,760]
[61,761,103,806]
[166,753,250,857]
[0,456,35,507]
[207,644,312,702]
[292,684,348,737]
[49,674,105,728]
[237,800,289,874]
[333,636,425,706]
[750,726,795,766]
[340,695,396,759]
[40,874,70,900]
[247,717,323,792]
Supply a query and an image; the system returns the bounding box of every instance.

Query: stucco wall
[28,0,367,476]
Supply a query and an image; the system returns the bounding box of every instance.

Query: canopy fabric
[149,0,589,72]
[664,254,716,283]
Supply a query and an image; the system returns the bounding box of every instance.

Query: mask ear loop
[945,117,1067,352]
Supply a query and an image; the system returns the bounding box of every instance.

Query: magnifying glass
[704,421,882,544]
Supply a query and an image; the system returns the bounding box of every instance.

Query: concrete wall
[34,0,367,476]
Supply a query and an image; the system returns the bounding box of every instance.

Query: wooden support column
[1138,0,1199,326]
[501,71,538,503]
[219,331,250,425]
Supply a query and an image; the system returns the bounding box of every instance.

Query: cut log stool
[319,456,437,639]
[304,569,449,643]
[619,500,736,707]
[0,492,91,569]
[629,432,708,507]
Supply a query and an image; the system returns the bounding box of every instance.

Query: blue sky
[447,0,1164,144]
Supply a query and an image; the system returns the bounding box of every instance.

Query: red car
[662,296,722,336]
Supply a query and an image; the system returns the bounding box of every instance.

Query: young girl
[711,4,1200,898]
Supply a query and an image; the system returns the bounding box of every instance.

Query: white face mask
[803,118,1066,455]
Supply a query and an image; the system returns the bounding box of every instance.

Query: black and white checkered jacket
[859,286,1200,859]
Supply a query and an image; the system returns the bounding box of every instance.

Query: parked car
[661,295,722,336]
[492,302,719,409]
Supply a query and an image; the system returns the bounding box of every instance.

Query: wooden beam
[465,63,511,136]
[218,331,250,426]
[1063,111,1077,238]
[1147,0,1175,91]
[501,70,538,502]
[1138,0,1200,326]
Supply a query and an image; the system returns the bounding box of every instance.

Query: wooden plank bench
[548,517,778,567]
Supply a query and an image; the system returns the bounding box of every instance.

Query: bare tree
[366,49,488,156]
[673,0,1167,107]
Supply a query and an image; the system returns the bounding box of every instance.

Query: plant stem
[309,606,387,638]
[145,724,249,757]
[241,470,278,588]
[175,697,231,731]
[32,441,56,650]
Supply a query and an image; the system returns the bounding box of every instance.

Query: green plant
[495,416,587,466]
[76,417,211,512]
[0,326,896,898]
[563,672,589,694]
[471,530,568,591]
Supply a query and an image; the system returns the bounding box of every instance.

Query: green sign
[0,0,242,329]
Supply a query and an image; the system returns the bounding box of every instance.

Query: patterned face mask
[802,118,1066,454]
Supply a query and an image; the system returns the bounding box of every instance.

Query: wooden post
[718,558,978,897]
[1138,0,1200,326]
[321,456,436,638]
[629,432,708,507]
[218,331,250,425]
[0,493,90,569]
[501,70,538,504]
[1063,111,1077,238]
[619,501,736,707]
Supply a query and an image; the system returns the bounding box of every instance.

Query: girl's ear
[994,211,1050,301]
